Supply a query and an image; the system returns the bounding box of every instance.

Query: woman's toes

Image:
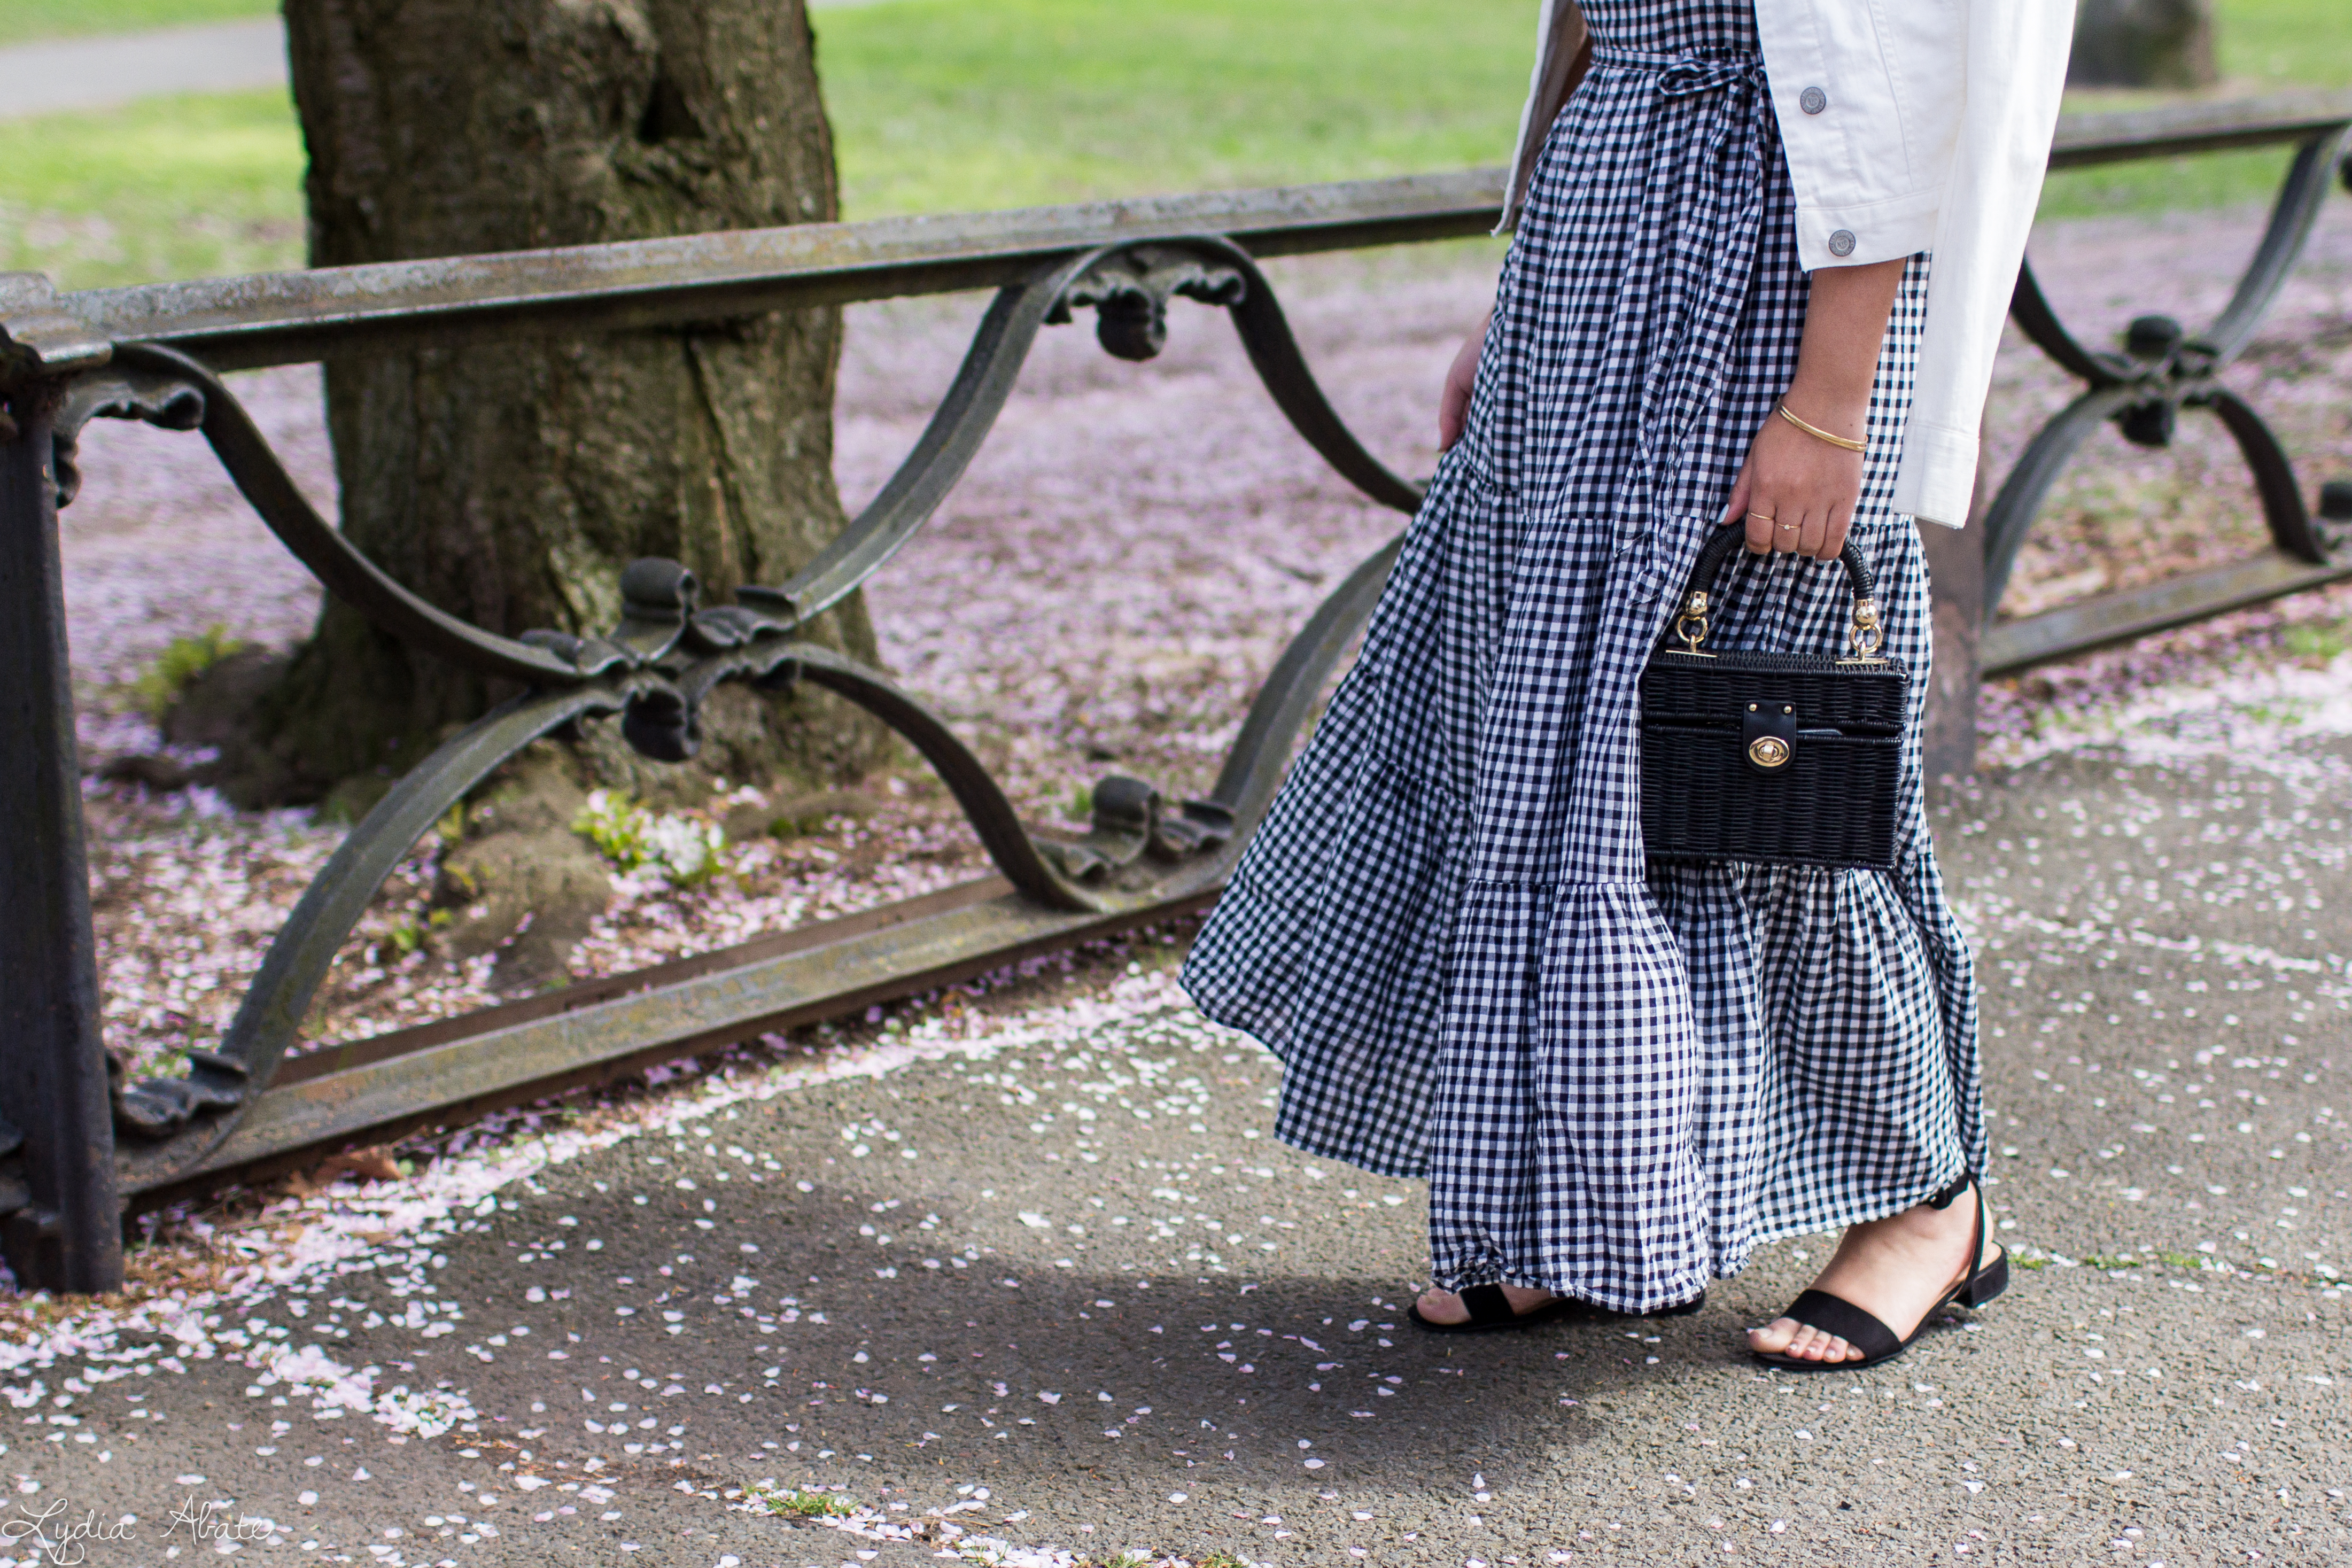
[1416,1288,1468,1326]
[1753,1318,1865,1361]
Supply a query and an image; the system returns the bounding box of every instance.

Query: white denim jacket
[1501,0,2077,527]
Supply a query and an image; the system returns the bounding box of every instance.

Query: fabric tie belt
[1589,46,1765,98]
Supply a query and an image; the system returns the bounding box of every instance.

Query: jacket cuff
[1793,187,1943,273]
[1891,419,1978,528]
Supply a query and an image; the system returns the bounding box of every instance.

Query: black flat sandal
[1410,1285,1707,1336]
[1750,1171,2008,1374]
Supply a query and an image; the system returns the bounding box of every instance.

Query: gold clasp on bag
[1673,590,1714,656]
[1744,700,1795,770]
[1839,596,1886,664]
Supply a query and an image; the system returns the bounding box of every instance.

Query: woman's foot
[1746,1184,1997,1364]
[1414,1282,1559,1326]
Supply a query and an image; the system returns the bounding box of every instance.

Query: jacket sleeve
[1497,0,1592,235]
[1890,0,2075,527]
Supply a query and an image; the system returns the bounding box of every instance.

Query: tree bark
[255,0,879,805]
[2070,0,2221,90]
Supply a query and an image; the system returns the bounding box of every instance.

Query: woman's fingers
[1436,309,1492,451]
[1794,506,1829,561]
[1721,466,1752,529]
[1753,507,1861,562]
[1751,497,1853,558]
[1818,510,1852,564]
[1739,459,1779,554]
[1732,397,1867,558]
[1437,367,1471,450]
[1756,496,1806,555]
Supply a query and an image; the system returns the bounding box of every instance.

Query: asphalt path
[0,1,915,120]
[0,18,287,118]
[8,741,2349,1566]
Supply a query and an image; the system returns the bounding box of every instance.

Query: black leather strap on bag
[1660,525,1885,665]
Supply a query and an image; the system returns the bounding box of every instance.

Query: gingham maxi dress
[1180,0,1983,1314]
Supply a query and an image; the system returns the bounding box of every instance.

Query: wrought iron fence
[1980,92,2352,672]
[2,94,2348,1294]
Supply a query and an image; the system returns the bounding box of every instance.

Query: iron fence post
[0,379,124,1294]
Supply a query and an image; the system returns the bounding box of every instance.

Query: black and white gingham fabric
[1180,0,1982,1313]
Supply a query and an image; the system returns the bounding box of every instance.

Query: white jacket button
[1828,230,1858,257]
[1799,86,1828,115]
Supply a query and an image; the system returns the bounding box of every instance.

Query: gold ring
[1776,521,1798,532]
[1746,512,1776,524]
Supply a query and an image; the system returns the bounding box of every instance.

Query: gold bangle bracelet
[1778,401,1867,453]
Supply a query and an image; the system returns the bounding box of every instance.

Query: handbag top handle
[1663,526,1886,663]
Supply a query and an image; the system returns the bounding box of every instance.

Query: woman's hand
[1438,306,1494,451]
[1720,258,1906,560]
[1720,400,1867,562]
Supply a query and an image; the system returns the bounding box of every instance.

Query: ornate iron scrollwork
[1982,126,2352,615]
[27,235,1418,1183]
[110,1049,244,1141]
[1050,245,1248,361]
[52,360,207,507]
[1036,777,1236,886]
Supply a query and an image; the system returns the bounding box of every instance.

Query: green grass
[817,0,1528,218]
[2037,146,2304,222]
[0,89,303,288]
[129,624,246,717]
[0,0,269,43]
[748,1484,855,1519]
[2281,618,2352,664]
[2219,0,2352,85]
[2040,0,2352,219]
[2,0,2348,291]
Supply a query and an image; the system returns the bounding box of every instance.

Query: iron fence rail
[18,171,1508,374]
[2,92,2348,1293]
[10,91,2344,373]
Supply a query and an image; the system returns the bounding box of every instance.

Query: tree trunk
[251,0,880,808]
[2069,0,2220,90]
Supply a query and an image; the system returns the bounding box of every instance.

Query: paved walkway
[0,17,285,118]
[0,1,905,120]
[5,735,2348,1566]
[0,0,921,121]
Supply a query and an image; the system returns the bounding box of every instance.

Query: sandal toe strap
[1458,1283,1515,1325]
[1781,1289,1901,1360]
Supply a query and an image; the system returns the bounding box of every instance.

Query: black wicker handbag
[1639,525,1909,872]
